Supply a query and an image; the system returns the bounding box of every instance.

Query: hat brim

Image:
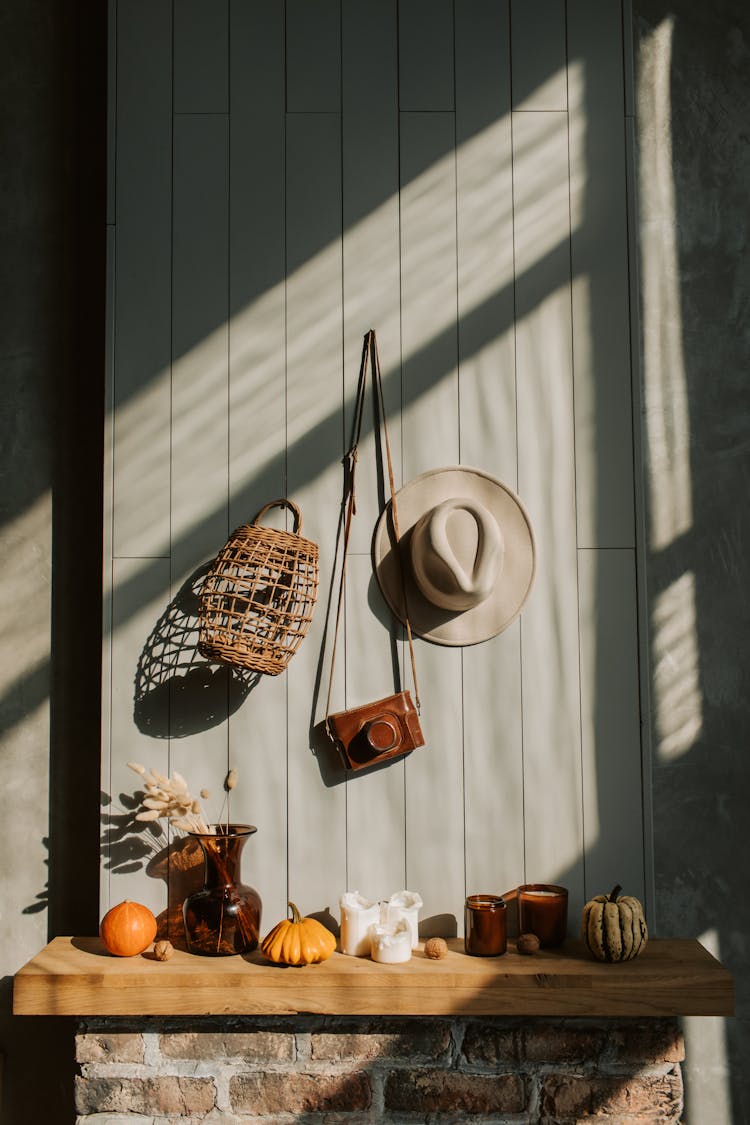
[372,466,536,647]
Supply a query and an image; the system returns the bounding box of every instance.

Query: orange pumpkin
[100,900,157,957]
[261,902,336,966]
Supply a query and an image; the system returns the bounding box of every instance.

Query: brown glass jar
[464,894,507,956]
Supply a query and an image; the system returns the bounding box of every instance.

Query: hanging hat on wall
[372,466,536,647]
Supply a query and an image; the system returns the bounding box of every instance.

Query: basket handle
[252,498,303,535]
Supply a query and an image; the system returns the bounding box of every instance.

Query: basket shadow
[134,562,260,739]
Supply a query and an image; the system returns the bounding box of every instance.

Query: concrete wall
[633,2,750,1121]
[0,1,104,1120]
[0,1,748,1123]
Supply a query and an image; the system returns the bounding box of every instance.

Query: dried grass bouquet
[127,761,238,835]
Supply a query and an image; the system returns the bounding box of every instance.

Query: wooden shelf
[13,937,732,1018]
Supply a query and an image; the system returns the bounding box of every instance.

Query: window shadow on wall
[634,2,750,1122]
[13,0,621,1019]
[5,1,745,1122]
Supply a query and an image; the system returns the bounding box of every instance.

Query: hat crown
[411,497,504,612]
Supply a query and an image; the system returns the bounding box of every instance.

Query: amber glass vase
[182,825,262,956]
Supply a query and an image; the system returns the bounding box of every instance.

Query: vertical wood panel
[400,111,464,932]
[568,0,643,913]
[285,111,347,915]
[510,0,567,111]
[455,1,524,901]
[173,0,229,113]
[341,0,406,902]
[105,4,647,937]
[170,113,230,824]
[398,0,454,111]
[405,640,464,935]
[400,112,459,475]
[344,555,407,899]
[226,0,288,934]
[626,109,655,923]
[513,108,585,923]
[171,115,230,577]
[579,548,644,904]
[342,0,401,555]
[286,0,341,112]
[568,0,634,549]
[106,557,172,916]
[112,0,172,558]
[463,624,524,899]
[107,0,174,921]
[455,0,515,479]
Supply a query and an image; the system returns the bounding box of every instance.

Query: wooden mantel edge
[12,936,734,1018]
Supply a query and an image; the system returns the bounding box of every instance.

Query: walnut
[517,933,540,955]
[423,937,449,960]
[153,939,174,961]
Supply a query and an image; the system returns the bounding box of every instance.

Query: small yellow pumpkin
[100,900,157,957]
[261,902,337,966]
[582,884,648,962]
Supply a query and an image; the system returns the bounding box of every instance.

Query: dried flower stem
[127,762,241,838]
[128,762,210,834]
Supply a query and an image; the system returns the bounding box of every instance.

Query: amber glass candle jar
[517,884,568,947]
[464,894,507,956]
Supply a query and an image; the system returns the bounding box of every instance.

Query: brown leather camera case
[327,690,425,770]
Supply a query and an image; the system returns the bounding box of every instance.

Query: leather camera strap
[324,329,421,730]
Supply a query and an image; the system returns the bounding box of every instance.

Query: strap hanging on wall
[322,330,425,771]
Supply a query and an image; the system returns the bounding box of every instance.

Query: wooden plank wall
[102,0,645,940]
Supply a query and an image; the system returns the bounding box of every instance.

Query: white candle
[369,918,412,964]
[385,890,423,949]
[338,892,380,957]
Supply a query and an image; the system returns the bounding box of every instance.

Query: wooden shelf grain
[13,937,732,1018]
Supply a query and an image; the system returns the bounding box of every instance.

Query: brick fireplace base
[75,1016,684,1123]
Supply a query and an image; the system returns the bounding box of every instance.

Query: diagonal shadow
[0,234,571,745]
[0,26,533,536]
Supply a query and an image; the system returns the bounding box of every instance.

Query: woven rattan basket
[198,499,319,676]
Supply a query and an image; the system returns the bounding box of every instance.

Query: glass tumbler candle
[464,894,507,956]
[517,884,568,947]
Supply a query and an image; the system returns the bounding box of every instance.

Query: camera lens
[364,717,399,752]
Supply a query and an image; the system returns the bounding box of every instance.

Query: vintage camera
[326,690,425,770]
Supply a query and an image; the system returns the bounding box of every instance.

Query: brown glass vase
[182,824,262,956]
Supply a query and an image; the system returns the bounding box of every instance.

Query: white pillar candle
[385,890,423,949]
[369,918,412,964]
[338,892,380,957]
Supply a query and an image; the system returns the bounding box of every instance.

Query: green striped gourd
[581,884,648,962]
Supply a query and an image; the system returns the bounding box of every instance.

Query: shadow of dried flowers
[99,789,204,949]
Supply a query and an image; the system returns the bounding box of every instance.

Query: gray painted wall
[102,0,645,959]
[0,1,747,1123]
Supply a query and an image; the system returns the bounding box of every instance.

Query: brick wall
[75,1016,684,1123]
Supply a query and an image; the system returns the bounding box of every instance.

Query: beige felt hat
[372,466,536,647]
